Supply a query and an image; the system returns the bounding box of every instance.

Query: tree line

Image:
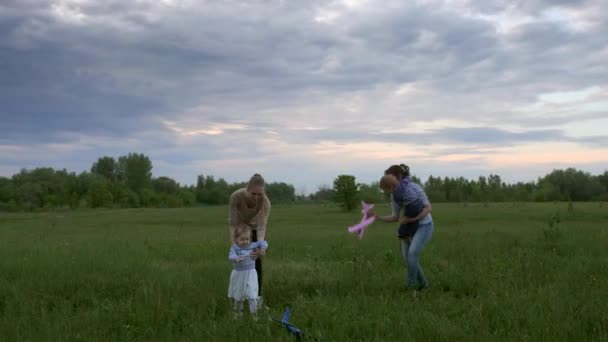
[328,169,608,211]
[0,153,606,212]
[0,153,295,211]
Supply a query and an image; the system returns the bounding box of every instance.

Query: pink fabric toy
[347,201,376,239]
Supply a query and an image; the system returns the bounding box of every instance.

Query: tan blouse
[228,188,271,241]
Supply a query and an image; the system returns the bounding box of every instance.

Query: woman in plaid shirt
[374,164,434,291]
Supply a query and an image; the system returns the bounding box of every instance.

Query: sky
[1,0,607,194]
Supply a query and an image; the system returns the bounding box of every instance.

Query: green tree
[139,188,159,207]
[113,186,140,208]
[91,156,117,181]
[598,171,608,200]
[308,185,335,202]
[178,189,196,206]
[424,176,446,202]
[15,182,44,211]
[538,168,603,201]
[598,171,608,191]
[117,153,153,194]
[73,172,96,206]
[196,175,231,205]
[0,177,15,204]
[358,182,385,203]
[488,174,504,202]
[333,175,359,211]
[10,168,75,209]
[152,177,180,195]
[477,176,489,202]
[87,177,113,208]
[266,182,296,203]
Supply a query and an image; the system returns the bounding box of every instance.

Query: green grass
[0,202,607,341]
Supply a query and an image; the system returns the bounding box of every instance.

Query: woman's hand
[251,248,265,260]
[251,248,266,259]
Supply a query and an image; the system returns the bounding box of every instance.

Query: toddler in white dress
[228,225,268,318]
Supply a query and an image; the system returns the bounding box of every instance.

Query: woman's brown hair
[384,164,410,179]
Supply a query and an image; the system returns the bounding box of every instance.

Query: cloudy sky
[1,0,607,193]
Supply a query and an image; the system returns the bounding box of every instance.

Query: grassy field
[0,202,607,341]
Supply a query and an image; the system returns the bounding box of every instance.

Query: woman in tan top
[228,173,271,305]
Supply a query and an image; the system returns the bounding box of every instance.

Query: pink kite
[347,201,376,239]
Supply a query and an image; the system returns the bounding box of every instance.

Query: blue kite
[272,307,304,339]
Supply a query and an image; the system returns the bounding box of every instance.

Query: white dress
[228,242,266,301]
[228,269,258,301]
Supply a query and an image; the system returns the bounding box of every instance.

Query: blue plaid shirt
[391,178,432,225]
[228,241,268,271]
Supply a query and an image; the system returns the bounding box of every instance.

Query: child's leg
[248,298,258,314]
[234,300,244,316]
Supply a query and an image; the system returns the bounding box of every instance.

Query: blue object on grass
[272,307,304,339]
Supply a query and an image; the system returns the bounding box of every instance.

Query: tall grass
[0,203,606,341]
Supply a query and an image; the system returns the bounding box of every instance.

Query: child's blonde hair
[233,225,251,242]
[379,174,397,191]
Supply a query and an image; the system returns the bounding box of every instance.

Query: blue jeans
[400,221,433,288]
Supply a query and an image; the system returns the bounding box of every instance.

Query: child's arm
[400,203,431,224]
[228,246,244,262]
[415,203,432,220]
[252,240,268,257]
[257,240,268,251]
